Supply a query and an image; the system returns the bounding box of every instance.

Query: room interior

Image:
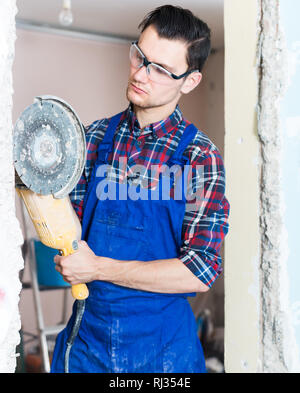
[13,0,226,373]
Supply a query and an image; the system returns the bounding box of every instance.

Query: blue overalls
[51,113,206,373]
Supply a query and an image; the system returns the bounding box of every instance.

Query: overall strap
[97,112,123,163]
[167,123,198,166]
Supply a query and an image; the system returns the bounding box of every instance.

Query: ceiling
[16,0,224,49]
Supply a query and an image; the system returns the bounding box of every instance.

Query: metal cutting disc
[13,96,86,198]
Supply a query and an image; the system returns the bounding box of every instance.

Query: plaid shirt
[70,104,230,288]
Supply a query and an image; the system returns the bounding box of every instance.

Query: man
[51,5,230,373]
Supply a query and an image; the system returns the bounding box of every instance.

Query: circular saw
[14,95,86,198]
[14,96,89,300]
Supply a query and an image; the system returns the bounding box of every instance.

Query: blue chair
[33,240,70,288]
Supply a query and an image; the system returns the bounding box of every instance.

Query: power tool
[13,95,89,300]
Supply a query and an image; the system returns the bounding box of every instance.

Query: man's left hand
[54,240,104,285]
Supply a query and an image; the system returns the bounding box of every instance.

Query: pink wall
[12,29,130,126]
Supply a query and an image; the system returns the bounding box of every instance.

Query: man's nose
[133,64,149,83]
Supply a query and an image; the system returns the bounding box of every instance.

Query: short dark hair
[138,5,211,72]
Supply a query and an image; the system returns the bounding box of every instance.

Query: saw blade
[13,96,86,198]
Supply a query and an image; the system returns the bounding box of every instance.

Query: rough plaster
[225,0,300,373]
[0,0,24,373]
[257,0,300,372]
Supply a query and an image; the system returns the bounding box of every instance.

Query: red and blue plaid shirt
[70,104,230,288]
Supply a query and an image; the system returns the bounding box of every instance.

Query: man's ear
[180,72,202,95]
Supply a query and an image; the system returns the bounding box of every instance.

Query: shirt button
[137,140,142,146]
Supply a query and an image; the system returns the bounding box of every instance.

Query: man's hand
[54,240,104,285]
[54,240,209,293]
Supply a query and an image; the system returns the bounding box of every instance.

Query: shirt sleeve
[69,170,87,223]
[69,118,108,222]
[178,147,230,288]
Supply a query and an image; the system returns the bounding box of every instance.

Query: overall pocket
[88,203,152,261]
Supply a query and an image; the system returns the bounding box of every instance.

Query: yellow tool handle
[59,240,89,300]
[71,283,89,300]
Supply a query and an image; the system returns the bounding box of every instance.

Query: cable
[64,299,85,373]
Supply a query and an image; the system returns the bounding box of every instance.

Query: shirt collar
[126,103,183,139]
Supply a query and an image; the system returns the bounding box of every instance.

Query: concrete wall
[256,0,300,372]
[279,0,300,371]
[0,0,24,373]
[224,0,300,373]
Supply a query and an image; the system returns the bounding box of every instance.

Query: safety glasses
[129,41,199,84]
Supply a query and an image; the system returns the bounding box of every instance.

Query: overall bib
[51,113,206,373]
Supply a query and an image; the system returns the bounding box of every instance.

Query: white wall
[224,0,261,373]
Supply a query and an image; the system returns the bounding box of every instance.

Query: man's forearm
[95,256,209,293]
[54,241,209,293]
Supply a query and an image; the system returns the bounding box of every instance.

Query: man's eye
[154,66,167,75]
[136,53,143,62]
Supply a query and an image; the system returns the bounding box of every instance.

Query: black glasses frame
[131,41,199,80]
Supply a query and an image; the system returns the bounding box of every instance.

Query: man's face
[126,25,193,110]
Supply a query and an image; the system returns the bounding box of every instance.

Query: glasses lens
[129,44,174,84]
[148,64,173,84]
[129,44,144,69]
